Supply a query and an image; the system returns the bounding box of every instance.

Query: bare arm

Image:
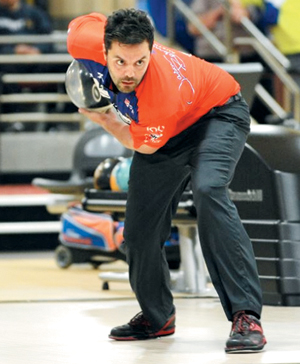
[14,44,41,54]
[188,1,251,37]
[229,0,250,23]
[188,5,224,35]
[79,108,159,154]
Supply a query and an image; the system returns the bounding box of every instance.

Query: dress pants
[123,98,263,330]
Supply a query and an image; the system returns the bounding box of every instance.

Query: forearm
[229,0,250,23]
[78,108,158,154]
[188,6,224,35]
[79,107,134,148]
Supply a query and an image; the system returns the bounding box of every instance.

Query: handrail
[168,0,227,58]
[167,0,300,123]
[219,0,290,69]
[239,16,290,69]
[0,53,72,64]
[0,37,84,131]
[254,83,288,120]
[0,93,70,103]
[170,0,291,69]
[0,112,82,123]
[234,37,300,121]
[0,31,67,44]
[2,73,66,83]
[234,37,299,95]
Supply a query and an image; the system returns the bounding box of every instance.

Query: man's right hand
[65,59,112,112]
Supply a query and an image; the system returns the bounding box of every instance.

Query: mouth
[121,80,135,86]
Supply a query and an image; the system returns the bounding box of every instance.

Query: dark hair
[104,8,154,52]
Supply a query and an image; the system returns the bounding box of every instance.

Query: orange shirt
[68,13,240,148]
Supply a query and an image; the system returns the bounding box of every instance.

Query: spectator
[24,0,49,13]
[0,0,53,64]
[0,0,74,131]
[187,0,275,124]
[146,0,195,54]
[260,0,300,88]
[187,0,262,62]
[236,0,300,123]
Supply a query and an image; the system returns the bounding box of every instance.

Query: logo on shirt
[154,44,195,105]
[124,98,135,116]
[112,107,132,125]
[144,126,165,144]
[96,72,104,82]
[0,18,26,32]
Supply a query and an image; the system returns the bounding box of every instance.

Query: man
[187,0,262,62]
[146,0,195,54]
[0,0,53,57]
[186,0,271,125]
[67,8,267,353]
[0,0,54,122]
[260,0,300,88]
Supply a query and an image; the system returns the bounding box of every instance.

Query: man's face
[105,40,151,93]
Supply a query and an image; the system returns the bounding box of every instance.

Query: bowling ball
[65,60,112,112]
[110,157,133,192]
[94,157,122,190]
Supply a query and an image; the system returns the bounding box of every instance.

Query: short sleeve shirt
[67,13,240,149]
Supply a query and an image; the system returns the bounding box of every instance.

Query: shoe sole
[225,342,266,353]
[109,313,176,341]
[109,328,175,341]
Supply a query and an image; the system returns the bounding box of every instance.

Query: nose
[124,65,135,79]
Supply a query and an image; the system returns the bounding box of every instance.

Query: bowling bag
[60,205,180,255]
[60,205,123,252]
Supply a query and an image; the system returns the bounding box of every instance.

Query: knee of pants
[192,179,229,212]
[123,229,164,255]
[194,180,223,198]
[124,215,172,252]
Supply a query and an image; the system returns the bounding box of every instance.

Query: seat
[32,126,133,194]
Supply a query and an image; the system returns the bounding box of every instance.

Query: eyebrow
[113,55,148,62]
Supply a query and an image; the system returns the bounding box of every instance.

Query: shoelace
[231,311,254,335]
[129,312,151,327]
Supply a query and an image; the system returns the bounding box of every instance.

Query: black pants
[123,99,263,330]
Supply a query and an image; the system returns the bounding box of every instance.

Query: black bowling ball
[93,157,122,190]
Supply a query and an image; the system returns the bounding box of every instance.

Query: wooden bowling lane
[0,252,300,364]
[0,298,300,364]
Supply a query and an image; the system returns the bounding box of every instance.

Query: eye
[116,59,124,66]
[136,60,144,66]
